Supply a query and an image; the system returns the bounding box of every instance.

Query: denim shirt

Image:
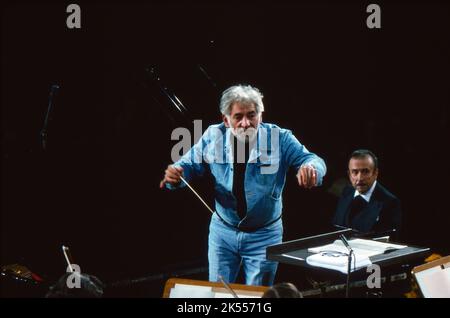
[168,122,327,229]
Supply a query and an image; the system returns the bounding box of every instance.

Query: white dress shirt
[354,180,377,203]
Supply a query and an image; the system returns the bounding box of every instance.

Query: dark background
[1,1,449,297]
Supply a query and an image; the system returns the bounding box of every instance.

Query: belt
[215,212,282,233]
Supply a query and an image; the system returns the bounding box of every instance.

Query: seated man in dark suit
[333,149,402,238]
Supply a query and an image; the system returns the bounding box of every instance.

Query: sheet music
[308,238,407,257]
[306,251,372,274]
[305,238,407,273]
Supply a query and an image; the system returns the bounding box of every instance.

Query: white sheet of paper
[170,284,214,298]
[308,238,407,258]
[416,267,450,298]
[214,292,261,298]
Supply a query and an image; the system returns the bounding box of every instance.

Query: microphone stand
[40,84,60,150]
[218,275,239,298]
[339,234,354,298]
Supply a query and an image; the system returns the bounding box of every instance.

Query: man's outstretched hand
[297,164,317,189]
[159,165,184,188]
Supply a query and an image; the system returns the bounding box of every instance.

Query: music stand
[162,278,268,298]
[267,229,431,297]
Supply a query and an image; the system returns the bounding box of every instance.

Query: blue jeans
[208,213,283,286]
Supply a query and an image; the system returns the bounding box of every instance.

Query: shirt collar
[354,180,377,202]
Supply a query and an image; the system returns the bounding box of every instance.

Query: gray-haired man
[160,84,326,286]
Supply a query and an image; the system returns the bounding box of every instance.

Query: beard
[230,126,258,143]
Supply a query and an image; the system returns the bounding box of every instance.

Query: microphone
[50,84,60,96]
[339,234,353,253]
[62,245,75,272]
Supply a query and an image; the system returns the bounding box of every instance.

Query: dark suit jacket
[333,182,402,238]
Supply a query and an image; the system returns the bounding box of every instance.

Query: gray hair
[219,85,264,116]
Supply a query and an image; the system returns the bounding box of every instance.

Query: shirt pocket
[270,184,282,200]
[256,159,282,200]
